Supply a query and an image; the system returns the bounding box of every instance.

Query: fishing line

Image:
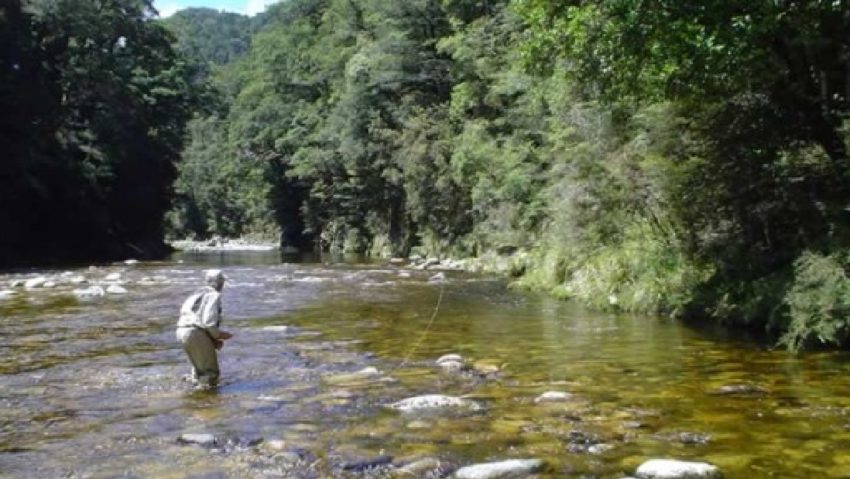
[393,280,445,372]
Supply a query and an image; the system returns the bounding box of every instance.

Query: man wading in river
[176,269,233,387]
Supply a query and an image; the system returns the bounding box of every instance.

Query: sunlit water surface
[1,252,850,478]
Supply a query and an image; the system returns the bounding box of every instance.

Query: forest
[3,0,850,350]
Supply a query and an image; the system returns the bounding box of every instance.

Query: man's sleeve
[200,292,222,339]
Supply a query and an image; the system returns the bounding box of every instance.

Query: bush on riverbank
[780,251,850,351]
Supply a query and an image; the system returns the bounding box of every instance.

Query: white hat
[204,269,227,285]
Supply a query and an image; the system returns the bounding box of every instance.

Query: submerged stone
[710,384,767,396]
[454,459,545,479]
[436,354,464,365]
[393,457,443,477]
[340,454,393,472]
[24,277,48,289]
[74,286,105,298]
[534,391,573,403]
[106,285,128,294]
[635,459,722,479]
[178,433,217,447]
[387,394,482,413]
[261,325,290,333]
[324,366,382,385]
[472,359,501,375]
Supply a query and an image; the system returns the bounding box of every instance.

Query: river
[1,251,849,478]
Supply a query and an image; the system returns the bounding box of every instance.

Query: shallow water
[1,252,850,478]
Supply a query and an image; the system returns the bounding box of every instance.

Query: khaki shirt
[177,286,223,339]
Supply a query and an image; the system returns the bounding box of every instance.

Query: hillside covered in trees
[4,0,850,350]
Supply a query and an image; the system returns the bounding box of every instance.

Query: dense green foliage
[158,7,259,82]
[167,0,850,348]
[0,0,197,265]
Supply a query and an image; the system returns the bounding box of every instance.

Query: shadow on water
[0,251,849,478]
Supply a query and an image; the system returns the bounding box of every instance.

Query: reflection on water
[1,252,850,477]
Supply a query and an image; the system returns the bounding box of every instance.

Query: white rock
[534,391,573,403]
[42,281,57,288]
[68,275,88,284]
[396,457,442,476]
[387,394,482,413]
[398,271,411,278]
[436,354,464,365]
[588,443,614,454]
[355,366,380,376]
[104,273,122,281]
[106,285,128,294]
[24,277,48,289]
[74,286,105,298]
[454,459,546,479]
[124,259,139,265]
[0,290,17,299]
[636,459,722,479]
[178,433,217,447]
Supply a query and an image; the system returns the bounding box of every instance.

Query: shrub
[780,251,850,351]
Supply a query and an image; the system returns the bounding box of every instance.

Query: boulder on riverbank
[635,459,722,479]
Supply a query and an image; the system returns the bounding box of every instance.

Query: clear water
[1,252,849,478]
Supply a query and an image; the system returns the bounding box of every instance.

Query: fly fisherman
[176,269,233,387]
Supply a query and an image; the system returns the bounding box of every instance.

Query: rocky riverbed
[1,251,849,477]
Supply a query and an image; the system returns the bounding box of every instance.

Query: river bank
[170,238,279,252]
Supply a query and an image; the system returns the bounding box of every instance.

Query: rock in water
[436,353,467,372]
[636,459,722,479]
[395,457,445,477]
[106,285,128,294]
[177,433,217,447]
[340,455,393,472]
[710,383,766,396]
[534,391,573,403]
[436,354,464,365]
[74,286,105,298]
[454,459,545,479]
[387,394,482,412]
[24,277,48,289]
